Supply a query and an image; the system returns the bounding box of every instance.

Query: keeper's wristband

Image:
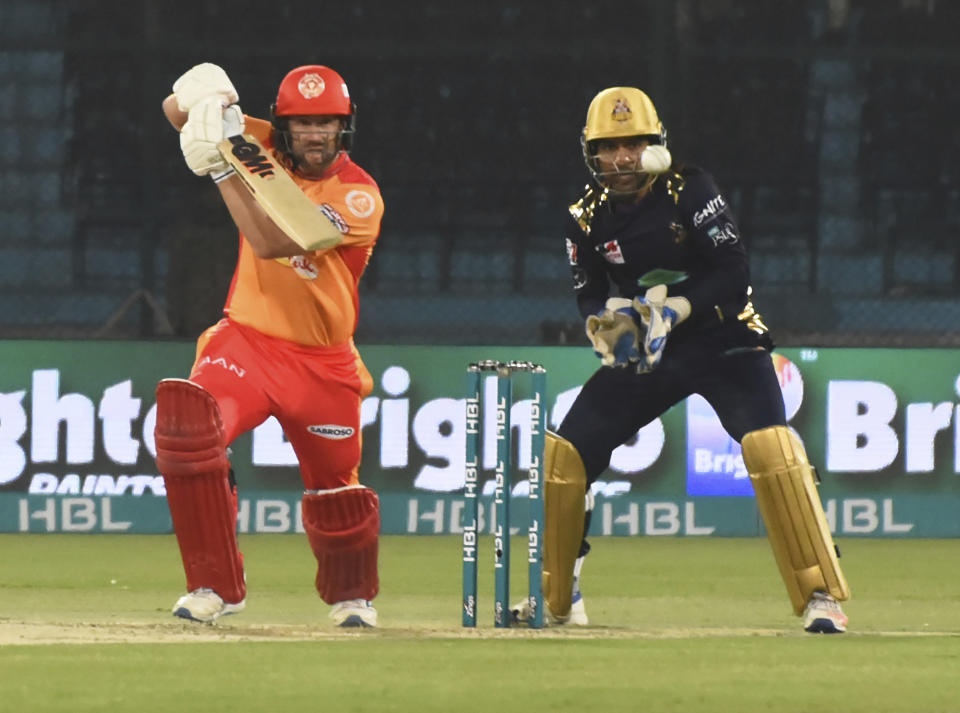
[210,166,235,184]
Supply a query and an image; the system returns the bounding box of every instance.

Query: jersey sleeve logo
[346,189,376,218]
[320,203,350,234]
[706,221,740,246]
[572,268,588,290]
[692,194,728,227]
[565,238,579,265]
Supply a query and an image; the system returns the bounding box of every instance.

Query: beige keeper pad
[543,432,587,619]
[742,425,851,615]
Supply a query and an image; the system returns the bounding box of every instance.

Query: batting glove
[180,98,244,177]
[172,62,239,112]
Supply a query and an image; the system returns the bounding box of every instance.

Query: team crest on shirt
[298,73,326,99]
[565,238,578,265]
[290,255,319,280]
[612,99,632,122]
[346,189,376,218]
[670,221,687,244]
[599,239,625,264]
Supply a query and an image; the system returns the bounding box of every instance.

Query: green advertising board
[0,341,958,536]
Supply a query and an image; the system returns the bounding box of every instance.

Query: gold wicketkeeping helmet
[582,87,666,145]
[581,87,668,194]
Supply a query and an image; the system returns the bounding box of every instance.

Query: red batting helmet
[270,65,357,156]
[273,65,353,117]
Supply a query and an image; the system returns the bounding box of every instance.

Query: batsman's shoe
[802,591,848,634]
[330,599,378,628]
[173,588,245,623]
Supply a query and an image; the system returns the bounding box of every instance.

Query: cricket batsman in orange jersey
[155,63,384,627]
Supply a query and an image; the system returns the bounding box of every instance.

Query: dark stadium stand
[0,0,957,344]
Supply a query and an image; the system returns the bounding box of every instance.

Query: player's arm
[673,171,751,318]
[164,79,311,259]
[215,179,311,258]
[165,94,307,258]
[163,94,188,131]
[563,216,609,318]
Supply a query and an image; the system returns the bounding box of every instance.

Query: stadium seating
[0,0,957,344]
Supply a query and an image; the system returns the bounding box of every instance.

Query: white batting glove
[585,297,642,367]
[172,62,239,112]
[179,98,245,177]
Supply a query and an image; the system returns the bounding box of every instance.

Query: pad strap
[155,378,245,604]
[302,485,380,604]
[742,425,850,615]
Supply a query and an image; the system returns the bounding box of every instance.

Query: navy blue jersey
[563,167,769,349]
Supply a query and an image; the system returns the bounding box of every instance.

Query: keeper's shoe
[802,591,848,634]
[329,599,378,628]
[568,577,589,626]
[173,588,246,623]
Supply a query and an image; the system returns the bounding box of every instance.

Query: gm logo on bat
[226,135,276,180]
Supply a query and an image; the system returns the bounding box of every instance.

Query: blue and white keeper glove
[631,285,691,372]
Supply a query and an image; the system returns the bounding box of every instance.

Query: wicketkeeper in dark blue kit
[513,86,850,633]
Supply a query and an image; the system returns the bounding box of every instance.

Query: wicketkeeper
[514,87,850,634]
[154,63,384,627]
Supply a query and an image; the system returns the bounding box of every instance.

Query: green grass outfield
[1,534,958,712]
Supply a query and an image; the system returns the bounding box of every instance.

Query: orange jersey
[222,117,384,346]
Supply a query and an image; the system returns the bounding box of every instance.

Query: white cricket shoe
[329,599,378,628]
[172,588,246,623]
[568,577,589,626]
[802,591,848,634]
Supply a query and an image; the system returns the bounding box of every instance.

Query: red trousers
[189,319,373,490]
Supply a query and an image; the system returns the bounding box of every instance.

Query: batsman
[154,63,384,627]
[514,87,850,633]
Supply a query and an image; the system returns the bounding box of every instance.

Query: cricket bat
[217,134,343,252]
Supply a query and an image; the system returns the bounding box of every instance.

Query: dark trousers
[557,346,787,483]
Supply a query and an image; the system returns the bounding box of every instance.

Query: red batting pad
[302,486,380,604]
[155,379,245,604]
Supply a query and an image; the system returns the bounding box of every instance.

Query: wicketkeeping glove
[585,297,642,367]
[179,97,244,177]
[172,62,239,112]
[631,284,691,372]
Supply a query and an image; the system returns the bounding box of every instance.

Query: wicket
[462,360,546,629]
